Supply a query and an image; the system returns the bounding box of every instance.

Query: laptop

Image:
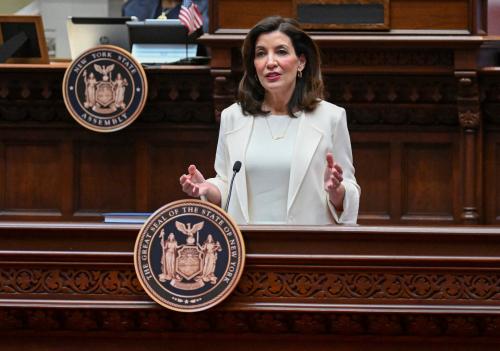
[67,17,135,59]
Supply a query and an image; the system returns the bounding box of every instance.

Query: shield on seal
[176,246,203,280]
[95,81,114,107]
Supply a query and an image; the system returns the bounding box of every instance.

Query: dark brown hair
[237,16,324,117]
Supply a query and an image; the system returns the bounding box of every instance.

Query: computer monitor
[127,19,200,64]
[67,17,133,59]
[127,19,199,45]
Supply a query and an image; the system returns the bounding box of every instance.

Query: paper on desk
[131,43,197,64]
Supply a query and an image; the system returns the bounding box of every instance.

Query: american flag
[179,0,203,35]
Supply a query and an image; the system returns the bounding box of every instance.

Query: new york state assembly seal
[134,200,245,312]
[62,45,147,132]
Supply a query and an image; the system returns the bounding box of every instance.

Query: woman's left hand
[324,152,345,211]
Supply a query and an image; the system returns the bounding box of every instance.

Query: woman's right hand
[179,165,222,206]
[179,164,209,197]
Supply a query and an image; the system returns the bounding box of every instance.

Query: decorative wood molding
[0,307,499,338]
[0,224,500,347]
[0,224,500,313]
[322,49,454,69]
[236,270,500,301]
[457,75,481,129]
[1,267,499,309]
[212,69,237,122]
[0,67,215,125]
[456,72,481,224]
[0,269,142,296]
[325,76,456,105]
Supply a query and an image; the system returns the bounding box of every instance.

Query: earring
[297,70,303,78]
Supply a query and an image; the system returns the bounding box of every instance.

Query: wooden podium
[1,222,500,350]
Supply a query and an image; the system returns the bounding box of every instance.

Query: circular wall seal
[134,199,246,312]
[62,45,147,132]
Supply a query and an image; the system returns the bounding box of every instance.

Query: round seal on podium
[134,199,245,312]
[62,45,147,132]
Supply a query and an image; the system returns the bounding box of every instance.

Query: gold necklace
[264,116,292,140]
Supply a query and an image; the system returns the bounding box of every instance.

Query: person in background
[179,16,360,225]
[122,0,161,21]
[122,0,209,33]
[160,0,182,18]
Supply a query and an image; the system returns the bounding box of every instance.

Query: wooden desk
[0,222,499,350]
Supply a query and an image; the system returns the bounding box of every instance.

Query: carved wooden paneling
[236,270,500,301]
[0,60,499,225]
[351,133,459,224]
[2,224,500,306]
[326,76,456,104]
[0,224,500,349]
[212,70,238,122]
[212,0,475,32]
[3,266,500,304]
[1,142,63,215]
[210,71,464,224]
[142,70,214,124]
[495,144,500,222]
[76,141,136,213]
[215,0,293,30]
[0,308,499,338]
[484,139,500,223]
[482,73,500,224]
[325,75,458,139]
[390,0,469,30]
[0,67,214,126]
[0,268,143,296]
[402,143,456,221]
[149,132,217,209]
[457,72,481,223]
[352,143,391,221]
[0,66,216,221]
[323,52,455,72]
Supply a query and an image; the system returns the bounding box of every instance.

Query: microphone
[224,161,242,212]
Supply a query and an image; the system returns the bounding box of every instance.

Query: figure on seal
[159,230,179,281]
[200,234,222,284]
[113,73,128,109]
[83,71,97,108]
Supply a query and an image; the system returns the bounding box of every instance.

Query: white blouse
[245,115,300,224]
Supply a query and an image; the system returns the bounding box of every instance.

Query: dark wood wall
[0,0,495,224]
[1,57,500,224]
[211,0,480,33]
[0,65,217,221]
[202,0,498,225]
[483,69,500,223]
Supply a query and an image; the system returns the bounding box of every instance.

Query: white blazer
[206,101,360,225]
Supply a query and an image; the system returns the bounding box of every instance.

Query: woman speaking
[180,16,360,225]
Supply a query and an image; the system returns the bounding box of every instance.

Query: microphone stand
[224,171,238,212]
[224,161,242,212]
